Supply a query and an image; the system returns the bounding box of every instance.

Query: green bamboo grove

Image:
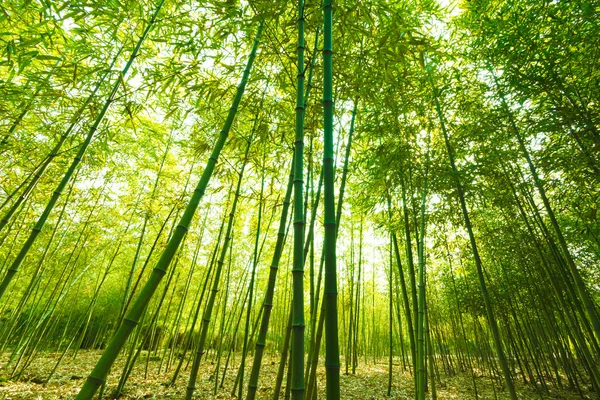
[1,1,599,400]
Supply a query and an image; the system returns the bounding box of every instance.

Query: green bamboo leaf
[36,54,62,61]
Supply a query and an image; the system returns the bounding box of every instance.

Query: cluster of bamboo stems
[1,1,599,400]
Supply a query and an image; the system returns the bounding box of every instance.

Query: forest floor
[0,350,593,399]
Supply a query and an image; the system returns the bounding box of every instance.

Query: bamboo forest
[0,0,599,399]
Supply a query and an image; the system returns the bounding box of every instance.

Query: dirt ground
[0,350,592,399]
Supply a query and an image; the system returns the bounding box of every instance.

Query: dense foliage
[0,0,598,399]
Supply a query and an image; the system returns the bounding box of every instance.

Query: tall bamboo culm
[322,0,340,399]
[291,1,307,399]
[74,20,262,400]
